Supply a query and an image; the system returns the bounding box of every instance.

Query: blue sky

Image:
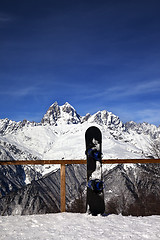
[0,0,160,126]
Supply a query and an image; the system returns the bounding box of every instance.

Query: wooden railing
[1,158,160,212]
[1,159,160,165]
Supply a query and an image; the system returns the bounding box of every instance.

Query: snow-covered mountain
[0,101,160,216]
[41,101,81,125]
[41,101,124,129]
[0,101,159,162]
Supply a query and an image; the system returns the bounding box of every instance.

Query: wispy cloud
[0,86,39,97]
[109,104,158,126]
[136,108,160,126]
[81,79,160,101]
[127,80,160,95]
[0,12,12,23]
[0,80,87,99]
[78,79,160,126]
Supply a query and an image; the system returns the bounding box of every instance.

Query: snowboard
[85,126,105,215]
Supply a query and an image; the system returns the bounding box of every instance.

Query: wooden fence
[1,158,160,212]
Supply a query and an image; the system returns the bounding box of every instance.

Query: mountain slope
[0,101,160,216]
[0,164,86,215]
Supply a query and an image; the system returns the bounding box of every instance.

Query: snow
[3,122,145,161]
[1,119,155,182]
[1,102,159,170]
[0,212,160,240]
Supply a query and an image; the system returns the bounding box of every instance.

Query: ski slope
[0,212,160,240]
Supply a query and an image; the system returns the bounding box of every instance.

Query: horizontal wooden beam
[102,159,160,164]
[0,160,86,165]
[0,159,160,165]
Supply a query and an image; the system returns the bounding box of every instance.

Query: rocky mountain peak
[41,102,81,125]
[125,121,160,139]
[41,101,125,129]
[41,101,60,125]
[82,109,124,129]
[61,102,77,115]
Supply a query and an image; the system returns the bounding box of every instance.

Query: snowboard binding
[88,179,104,194]
[86,137,102,162]
[86,148,101,161]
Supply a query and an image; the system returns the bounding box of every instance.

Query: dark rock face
[1,161,160,216]
[104,163,160,216]
[0,164,86,216]
[41,101,61,125]
[0,165,25,198]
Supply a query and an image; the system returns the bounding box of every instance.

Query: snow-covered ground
[0,212,160,240]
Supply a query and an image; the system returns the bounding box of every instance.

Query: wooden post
[60,164,66,212]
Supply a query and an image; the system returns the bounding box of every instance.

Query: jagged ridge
[0,101,160,216]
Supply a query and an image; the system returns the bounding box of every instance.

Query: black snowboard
[85,126,105,215]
